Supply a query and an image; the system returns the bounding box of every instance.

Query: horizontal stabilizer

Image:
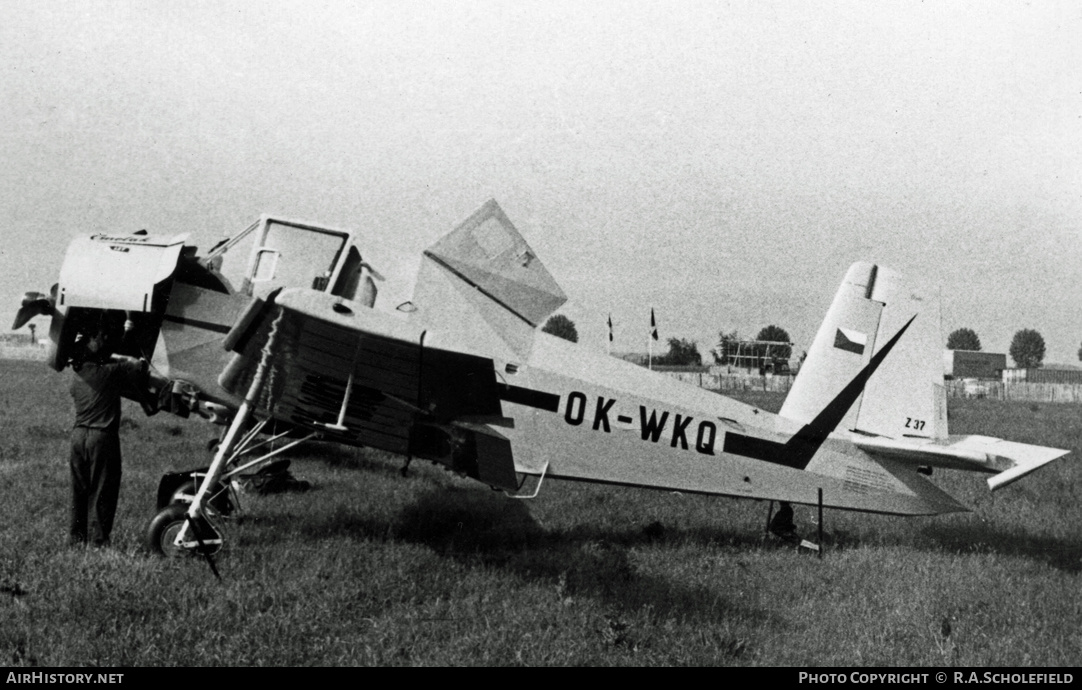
[981,439,1069,491]
[853,435,1005,472]
[853,434,1068,490]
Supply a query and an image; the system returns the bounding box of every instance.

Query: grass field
[1,359,1080,666]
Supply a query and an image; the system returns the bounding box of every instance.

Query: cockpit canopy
[203,215,376,306]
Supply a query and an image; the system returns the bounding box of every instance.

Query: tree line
[947,327,1050,368]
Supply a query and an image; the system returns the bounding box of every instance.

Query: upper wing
[217,288,519,490]
[409,199,568,362]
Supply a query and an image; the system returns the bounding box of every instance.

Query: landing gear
[146,418,317,561]
[146,392,318,562]
[145,317,318,565]
[766,496,824,555]
[162,476,235,515]
[170,480,198,505]
[145,505,189,557]
[768,502,798,541]
[144,504,222,558]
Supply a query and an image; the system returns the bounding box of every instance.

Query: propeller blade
[11,291,55,330]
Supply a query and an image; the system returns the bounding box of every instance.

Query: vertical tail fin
[781,262,947,440]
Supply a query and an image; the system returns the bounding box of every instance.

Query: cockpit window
[203,218,349,297]
[254,221,346,296]
[209,222,259,293]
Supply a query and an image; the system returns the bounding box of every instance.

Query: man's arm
[108,355,159,414]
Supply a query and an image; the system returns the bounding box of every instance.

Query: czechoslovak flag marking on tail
[834,327,866,355]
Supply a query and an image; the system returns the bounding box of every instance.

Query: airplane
[12,200,1069,559]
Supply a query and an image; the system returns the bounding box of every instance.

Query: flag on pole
[607,314,614,343]
[650,308,658,341]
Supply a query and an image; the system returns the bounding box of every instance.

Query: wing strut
[323,336,363,433]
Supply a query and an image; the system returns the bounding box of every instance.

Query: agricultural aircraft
[12,200,1069,559]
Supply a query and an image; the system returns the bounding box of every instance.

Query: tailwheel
[144,504,223,558]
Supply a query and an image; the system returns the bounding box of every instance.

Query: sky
[2,1,1080,364]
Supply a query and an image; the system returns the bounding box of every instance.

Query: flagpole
[607,314,613,357]
[648,307,653,370]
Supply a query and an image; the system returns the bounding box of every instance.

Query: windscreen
[213,224,259,293]
[252,221,347,295]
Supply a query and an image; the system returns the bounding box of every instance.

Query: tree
[713,329,740,365]
[1009,329,1045,369]
[754,325,793,361]
[542,314,578,343]
[946,328,981,351]
[656,338,702,366]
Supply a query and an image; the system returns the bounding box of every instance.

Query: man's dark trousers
[70,426,122,546]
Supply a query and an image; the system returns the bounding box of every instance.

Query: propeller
[11,285,57,330]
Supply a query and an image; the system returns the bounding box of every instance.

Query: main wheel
[144,504,192,557]
[169,479,234,516]
[145,504,225,558]
[169,480,198,505]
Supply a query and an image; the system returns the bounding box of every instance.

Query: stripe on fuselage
[162,314,232,334]
[499,384,560,412]
[522,316,916,471]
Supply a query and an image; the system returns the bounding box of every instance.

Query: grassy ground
[1,359,1079,666]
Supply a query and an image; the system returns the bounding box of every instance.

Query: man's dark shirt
[70,359,145,431]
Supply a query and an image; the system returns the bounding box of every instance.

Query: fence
[662,372,794,393]
[943,379,1082,404]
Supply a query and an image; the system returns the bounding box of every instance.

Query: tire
[144,504,224,558]
[169,479,234,516]
[144,504,192,558]
[169,480,198,506]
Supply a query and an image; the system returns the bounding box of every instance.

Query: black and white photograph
[1,1,1079,668]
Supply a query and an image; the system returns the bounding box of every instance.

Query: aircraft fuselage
[498,333,965,515]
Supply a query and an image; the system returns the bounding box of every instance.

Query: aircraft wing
[215,288,519,491]
[852,434,1069,491]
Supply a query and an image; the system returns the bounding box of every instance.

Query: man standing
[68,322,148,547]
